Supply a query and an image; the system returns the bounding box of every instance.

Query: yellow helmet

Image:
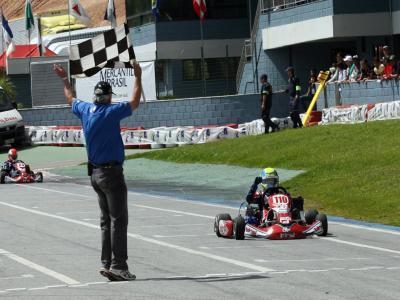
[260,167,279,189]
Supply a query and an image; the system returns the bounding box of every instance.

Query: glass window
[183,58,240,81]
[0,90,13,112]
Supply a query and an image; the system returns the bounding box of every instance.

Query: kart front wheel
[35,172,43,183]
[214,214,231,237]
[316,213,328,236]
[305,208,319,225]
[233,216,246,240]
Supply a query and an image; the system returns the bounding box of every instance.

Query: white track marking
[0,274,34,280]
[329,221,400,236]
[319,237,400,255]
[15,184,400,236]
[132,204,214,219]
[5,288,27,292]
[254,257,369,263]
[0,249,79,285]
[0,201,274,273]
[153,234,215,238]
[138,223,209,228]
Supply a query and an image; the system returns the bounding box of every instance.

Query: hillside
[1,0,126,28]
[127,120,400,226]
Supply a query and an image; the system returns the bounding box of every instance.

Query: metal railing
[261,0,321,12]
[236,0,262,93]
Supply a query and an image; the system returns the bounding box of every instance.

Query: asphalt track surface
[1,178,400,299]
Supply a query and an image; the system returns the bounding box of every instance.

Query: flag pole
[67,0,72,45]
[200,19,206,97]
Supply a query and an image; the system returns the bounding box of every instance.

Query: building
[238,0,400,96]
[127,0,256,99]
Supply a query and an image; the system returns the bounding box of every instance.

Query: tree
[0,69,16,101]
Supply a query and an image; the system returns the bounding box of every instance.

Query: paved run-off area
[1,179,400,299]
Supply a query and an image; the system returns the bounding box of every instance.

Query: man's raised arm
[53,64,74,106]
[130,62,142,111]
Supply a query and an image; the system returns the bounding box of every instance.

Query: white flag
[69,0,90,25]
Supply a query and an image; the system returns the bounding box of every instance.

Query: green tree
[0,70,16,101]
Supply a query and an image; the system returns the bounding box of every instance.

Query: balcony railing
[261,0,321,12]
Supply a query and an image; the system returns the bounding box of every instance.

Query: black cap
[94,81,115,96]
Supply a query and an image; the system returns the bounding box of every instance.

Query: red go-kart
[214,187,328,240]
[0,161,43,184]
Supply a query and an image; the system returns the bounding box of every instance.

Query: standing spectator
[53,62,142,281]
[373,57,385,79]
[358,59,371,81]
[381,45,391,62]
[349,55,360,82]
[343,55,353,81]
[260,74,278,134]
[329,52,347,82]
[301,69,318,112]
[383,55,397,79]
[285,66,303,128]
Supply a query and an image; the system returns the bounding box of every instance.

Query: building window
[126,0,153,26]
[183,58,240,81]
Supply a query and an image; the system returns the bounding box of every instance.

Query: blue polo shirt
[72,99,132,165]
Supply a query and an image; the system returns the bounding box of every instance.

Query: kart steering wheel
[265,186,288,195]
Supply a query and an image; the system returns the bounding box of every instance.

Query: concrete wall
[19,93,290,128]
[318,80,400,108]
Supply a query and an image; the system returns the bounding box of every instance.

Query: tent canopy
[0,45,57,68]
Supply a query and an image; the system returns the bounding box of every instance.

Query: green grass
[127,120,400,226]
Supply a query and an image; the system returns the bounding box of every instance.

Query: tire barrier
[321,105,371,124]
[367,101,400,121]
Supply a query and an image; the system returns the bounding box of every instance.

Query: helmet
[8,148,17,160]
[94,81,113,97]
[260,167,279,189]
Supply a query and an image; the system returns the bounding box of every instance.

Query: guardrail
[260,0,321,11]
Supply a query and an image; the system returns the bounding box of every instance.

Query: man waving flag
[69,0,91,25]
[1,10,15,56]
[193,0,207,21]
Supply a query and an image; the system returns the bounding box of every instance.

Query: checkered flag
[69,23,135,78]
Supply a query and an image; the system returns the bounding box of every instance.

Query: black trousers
[262,108,277,133]
[290,111,303,128]
[91,165,128,270]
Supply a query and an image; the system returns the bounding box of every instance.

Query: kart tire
[305,208,319,225]
[0,171,5,184]
[316,213,328,236]
[214,213,231,237]
[35,172,43,183]
[233,216,246,240]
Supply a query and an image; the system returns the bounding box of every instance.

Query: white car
[0,86,25,147]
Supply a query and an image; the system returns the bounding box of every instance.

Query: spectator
[285,66,303,129]
[343,55,353,81]
[358,59,371,81]
[259,74,279,134]
[349,55,360,82]
[373,57,385,79]
[301,69,318,112]
[383,55,397,79]
[329,52,347,83]
[381,45,391,63]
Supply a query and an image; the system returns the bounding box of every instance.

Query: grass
[127,120,400,226]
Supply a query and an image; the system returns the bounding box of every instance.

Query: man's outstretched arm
[130,62,142,111]
[53,64,74,106]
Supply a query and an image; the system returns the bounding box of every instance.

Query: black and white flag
[69,23,135,78]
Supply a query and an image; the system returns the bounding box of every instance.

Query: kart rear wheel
[0,171,5,184]
[305,208,319,225]
[316,213,328,236]
[35,172,43,183]
[233,216,246,240]
[214,214,231,237]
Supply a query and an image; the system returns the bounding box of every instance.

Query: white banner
[75,62,156,102]
[368,101,400,121]
[321,105,369,124]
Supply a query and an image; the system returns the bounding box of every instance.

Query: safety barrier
[25,117,294,148]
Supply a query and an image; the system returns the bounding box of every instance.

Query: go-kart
[0,161,43,184]
[214,187,328,240]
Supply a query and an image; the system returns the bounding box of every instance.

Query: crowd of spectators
[328,46,400,84]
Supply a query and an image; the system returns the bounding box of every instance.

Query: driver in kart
[1,148,19,178]
[245,167,305,225]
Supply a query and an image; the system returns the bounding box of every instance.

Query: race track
[0,179,400,299]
